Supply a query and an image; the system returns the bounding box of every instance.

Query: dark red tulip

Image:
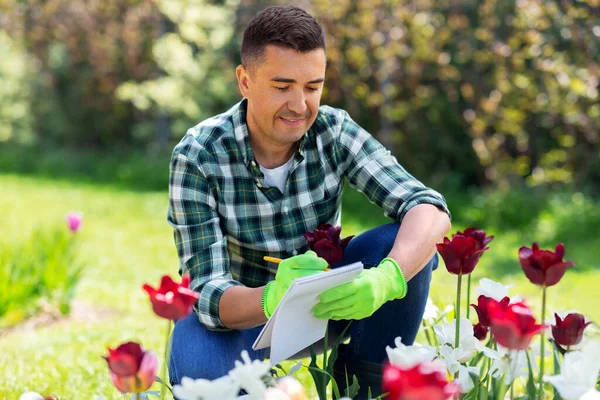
[304,224,354,265]
[551,312,591,347]
[436,235,489,275]
[473,322,489,341]
[518,243,575,287]
[471,295,510,328]
[103,341,158,393]
[488,300,545,350]
[456,227,494,249]
[142,274,200,321]
[382,362,459,400]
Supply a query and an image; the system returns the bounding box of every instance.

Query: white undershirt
[259,157,294,193]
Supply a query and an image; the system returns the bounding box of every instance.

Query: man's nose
[286,90,308,116]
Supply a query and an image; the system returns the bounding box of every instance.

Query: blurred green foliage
[0,0,599,192]
[0,226,84,329]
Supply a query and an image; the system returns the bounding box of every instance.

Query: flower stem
[455,274,462,349]
[135,393,141,400]
[466,274,471,319]
[538,286,547,400]
[160,320,173,400]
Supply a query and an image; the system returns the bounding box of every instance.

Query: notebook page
[252,262,363,365]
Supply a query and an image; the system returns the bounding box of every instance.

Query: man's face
[237,45,326,150]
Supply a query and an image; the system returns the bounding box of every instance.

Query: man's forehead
[256,45,326,81]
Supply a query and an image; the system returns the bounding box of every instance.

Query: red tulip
[473,322,489,341]
[142,274,200,321]
[487,300,545,350]
[456,227,494,249]
[104,342,158,393]
[382,362,459,400]
[436,235,489,275]
[304,224,354,265]
[471,295,510,328]
[518,243,575,287]
[551,312,591,347]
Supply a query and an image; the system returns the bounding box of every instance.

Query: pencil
[263,256,331,271]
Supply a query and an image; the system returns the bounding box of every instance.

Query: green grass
[0,173,598,399]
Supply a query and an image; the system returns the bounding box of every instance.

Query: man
[167,5,451,398]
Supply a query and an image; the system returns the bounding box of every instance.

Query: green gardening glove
[262,251,329,318]
[311,258,407,320]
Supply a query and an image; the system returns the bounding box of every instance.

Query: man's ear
[236,65,251,98]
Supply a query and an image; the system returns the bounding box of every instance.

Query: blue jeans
[169,222,437,399]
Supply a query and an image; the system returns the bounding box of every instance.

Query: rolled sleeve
[168,150,243,331]
[337,111,451,221]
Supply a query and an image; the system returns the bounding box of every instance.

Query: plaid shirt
[168,99,450,331]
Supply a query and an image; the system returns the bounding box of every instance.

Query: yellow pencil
[263,256,330,271]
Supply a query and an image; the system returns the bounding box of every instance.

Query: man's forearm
[387,204,451,281]
[219,285,268,329]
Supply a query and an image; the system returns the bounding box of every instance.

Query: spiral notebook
[252,262,363,365]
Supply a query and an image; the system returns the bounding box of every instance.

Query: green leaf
[308,346,329,400]
[154,376,172,393]
[553,346,562,400]
[525,351,537,400]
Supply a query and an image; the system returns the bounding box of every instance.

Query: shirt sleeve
[168,149,243,331]
[335,110,451,221]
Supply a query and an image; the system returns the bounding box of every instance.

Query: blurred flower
[518,242,575,287]
[272,376,308,400]
[382,362,459,400]
[471,295,510,328]
[475,278,512,301]
[552,312,591,347]
[103,341,157,393]
[65,211,83,233]
[386,336,437,368]
[434,318,481,361]
[580,390,600,400]
[142,274,199,321]
[488,300,545,350]
[473,322,488,341]
[19,394,44,400]
[228,350,272,400]
[423,297,440,321]
[172,376,239,400]
[436,235,488,275]
[456,227,494,249]
[488,346,529,384]
[544,339,600,400]
[304,224,354,265]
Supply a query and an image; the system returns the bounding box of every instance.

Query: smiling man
[167,5,451,399]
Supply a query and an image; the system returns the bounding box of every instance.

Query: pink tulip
[65,211,83,233]
[104,341,158,393]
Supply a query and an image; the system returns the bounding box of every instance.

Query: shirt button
[251,160,257,167]
[292,249,298,256]
[283,206,289,213]
[256,183,263,188]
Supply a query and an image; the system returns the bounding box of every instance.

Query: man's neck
[250,137,297,169]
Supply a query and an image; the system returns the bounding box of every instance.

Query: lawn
[0,173,598,399]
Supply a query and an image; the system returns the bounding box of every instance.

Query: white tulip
[543,339,600,400]
[228,350,272,400]
[475,278,511,301]
[386,336,437,368]
[173,376,239,400]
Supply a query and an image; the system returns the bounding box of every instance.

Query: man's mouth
[279,117,306,126]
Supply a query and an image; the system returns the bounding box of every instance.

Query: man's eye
[307,87,319,92]
[275,87,289,92]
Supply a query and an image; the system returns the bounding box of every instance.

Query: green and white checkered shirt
[168,99,450,331]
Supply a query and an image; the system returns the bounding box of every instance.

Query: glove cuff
[378,258,408,300]
[262,281,276,319]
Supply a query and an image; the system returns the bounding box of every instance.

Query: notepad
[252,262,363,365]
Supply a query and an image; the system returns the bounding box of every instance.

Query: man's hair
[241,5,326,70]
